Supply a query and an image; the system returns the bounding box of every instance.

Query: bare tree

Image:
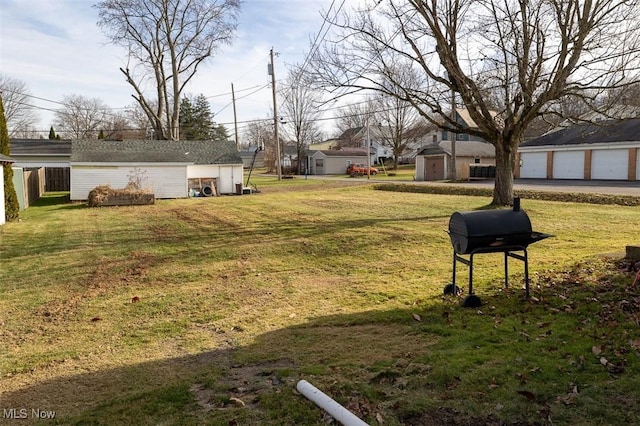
[310,0,640,205]
[243,120,276,171]
[370,67,422,169]
[96,0,240,141]
[0,74,40,138]
[125,102,156,139]
[334,102,371,143]
[280,65,324,174]
[54,94,109,139]
[100,110,143,140]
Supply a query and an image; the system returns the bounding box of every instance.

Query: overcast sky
[0,0,348,138]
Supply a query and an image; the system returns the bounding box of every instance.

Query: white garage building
[70,139,243,200]
[517,119,640,181]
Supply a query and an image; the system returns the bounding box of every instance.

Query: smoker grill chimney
[513,197,521,212]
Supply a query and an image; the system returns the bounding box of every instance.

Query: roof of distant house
[9,139,72,156]
[71,139,242,164]
[315,148,369,157]
[521,119,640,147]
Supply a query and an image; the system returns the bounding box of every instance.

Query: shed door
[591,149,628,180]
[520,153,547,178]
[315,159,325,175]
[424,155,445,180]
[552,151,584,179]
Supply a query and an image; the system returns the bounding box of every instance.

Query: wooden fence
[45,167,70,191]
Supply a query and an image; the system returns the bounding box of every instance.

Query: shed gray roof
[418,140,495,157]
[0,153,15,163]
[71,139,242,164]
[10,139,72,156]
[521,119,640,147]
[313,148,369,157]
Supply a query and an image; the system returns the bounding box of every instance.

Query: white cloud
[0,0,340,137]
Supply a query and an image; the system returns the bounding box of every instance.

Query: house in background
[422,109,494,146]
[239,145,265,169]
[1,154,15,225]
[414,109,496,181]
[70,139,243,200]
[517,118,640,180]
[308,139,339,151]
[327,127,394,165]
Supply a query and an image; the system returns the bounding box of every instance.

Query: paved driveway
[462,179,640,196]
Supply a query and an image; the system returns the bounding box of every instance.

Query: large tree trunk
[492,141,517,206]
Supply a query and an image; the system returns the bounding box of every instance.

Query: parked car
[347,163,379,176]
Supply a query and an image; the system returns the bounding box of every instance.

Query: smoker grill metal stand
[450,245,529,307]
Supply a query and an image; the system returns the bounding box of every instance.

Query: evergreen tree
[48,126,57,140]
[0,95,19,221]
[180,94,221,140]
[212,124,229,141]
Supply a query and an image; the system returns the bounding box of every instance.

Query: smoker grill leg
[504,252,509,289]
[452,252,457,288]
[444,252,461,295]
[468,253,474,295]
[505,249,530,298]
[524,249,529,298]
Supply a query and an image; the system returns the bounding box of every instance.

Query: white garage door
[520,152,547,178]
[552,151,584,179]
[591,149,628,180]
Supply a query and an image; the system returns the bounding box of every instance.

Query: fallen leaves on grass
[517,390,536,401]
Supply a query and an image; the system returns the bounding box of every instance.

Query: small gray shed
[309,148,369,175]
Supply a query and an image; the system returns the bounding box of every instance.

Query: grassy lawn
[1,181,639,425]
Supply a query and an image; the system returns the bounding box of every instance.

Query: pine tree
[48,126,57,140]
[0,95,19,221]
[180,94,221,140]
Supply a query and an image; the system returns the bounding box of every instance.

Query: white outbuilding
[70,139,243,200]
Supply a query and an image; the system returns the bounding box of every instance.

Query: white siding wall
[552,151,584,179]
[415,156,426,181]
[637,150,640,181]
[71,164,187,200]
[591,149,628,180]
[520,152,547,178]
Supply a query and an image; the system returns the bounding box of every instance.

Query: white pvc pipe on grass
[296,379,369,426]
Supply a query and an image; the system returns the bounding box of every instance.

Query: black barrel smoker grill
[446,198,553,307]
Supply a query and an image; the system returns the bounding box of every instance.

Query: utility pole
[366,121,371,179]
[231,83,239,147]
[448,77,457,181]
[269,48,282,180]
